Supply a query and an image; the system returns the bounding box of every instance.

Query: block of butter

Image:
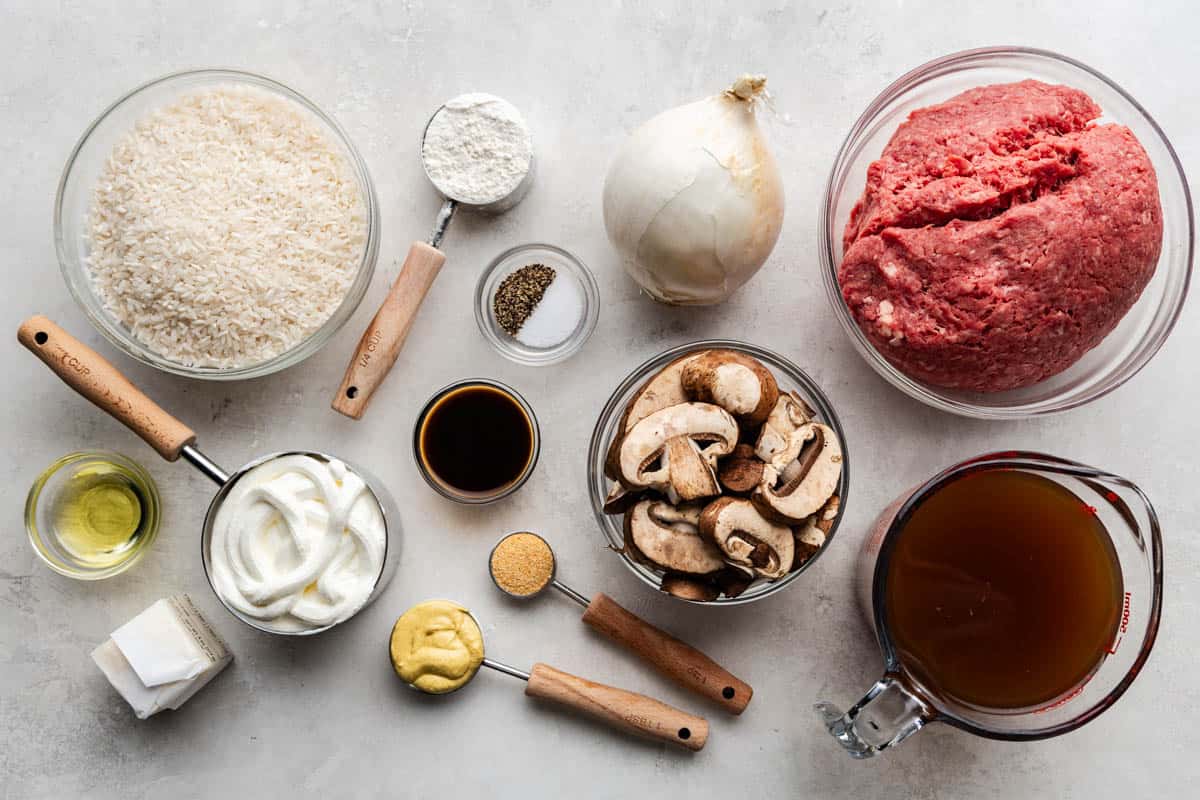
[92,594,232,719]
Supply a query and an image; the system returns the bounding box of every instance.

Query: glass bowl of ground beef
[820,47,1192,418]
[55,69,379,379]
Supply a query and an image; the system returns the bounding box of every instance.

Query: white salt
[517,272,584,348]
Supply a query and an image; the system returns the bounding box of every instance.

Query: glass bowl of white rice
[54,69,379,380]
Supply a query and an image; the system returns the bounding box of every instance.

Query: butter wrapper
[92,594,232,719]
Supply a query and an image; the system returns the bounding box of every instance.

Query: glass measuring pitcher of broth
[817,452,1162,758]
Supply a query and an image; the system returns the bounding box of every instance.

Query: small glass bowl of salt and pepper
[475,243,599,365]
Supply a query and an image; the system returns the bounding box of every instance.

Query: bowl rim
[474,242,600,366]
[24,449,162,580]
[819,45,1194,419]
[54,67,381,381]
[587,339,849,606]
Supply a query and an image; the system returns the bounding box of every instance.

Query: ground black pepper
[493,264,556,336]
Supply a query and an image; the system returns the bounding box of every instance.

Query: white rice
[86,84,367,369]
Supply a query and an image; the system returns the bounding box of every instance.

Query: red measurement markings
[1108,592,1132,655]
[1037,682,1087,713]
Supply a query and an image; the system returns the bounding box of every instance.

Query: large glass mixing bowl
[820,47,1192,418]
[55,69,380,380]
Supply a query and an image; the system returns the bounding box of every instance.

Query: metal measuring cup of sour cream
[19,316,401,636]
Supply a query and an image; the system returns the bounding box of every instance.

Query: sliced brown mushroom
[753,422,843,524]
[662,436,721,503]
[603,352,707,480]
[698,497,794,580]
[713,566,755,599]
[737,421,763,447]
[602,482,642,515]
[717,443,765,495]
[607,402,738,493]
[660,573,720,602]
[624,499,726,576]
[754,391,815,464]
[792,494,839,571]
[681,350,779,427]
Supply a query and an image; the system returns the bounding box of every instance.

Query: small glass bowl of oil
[25,451,161,579]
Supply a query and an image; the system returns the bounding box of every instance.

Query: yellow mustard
[389,600,485,694]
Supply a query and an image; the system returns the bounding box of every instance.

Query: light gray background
[2,1,1196,798]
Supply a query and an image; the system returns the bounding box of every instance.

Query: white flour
[421,93,532,204]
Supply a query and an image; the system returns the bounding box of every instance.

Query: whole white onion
[602,75,785,305]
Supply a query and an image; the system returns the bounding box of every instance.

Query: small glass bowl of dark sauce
[413,379,540,503]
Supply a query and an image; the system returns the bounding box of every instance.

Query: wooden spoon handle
[581,592,753,714]
[332,241,446,419]
[17,316,196,461]
[525,663,708,751]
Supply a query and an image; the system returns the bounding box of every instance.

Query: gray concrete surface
[2,1,1197,797]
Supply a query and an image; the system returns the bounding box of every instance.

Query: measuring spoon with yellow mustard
[389,599,708,751]
[489,532,752,714]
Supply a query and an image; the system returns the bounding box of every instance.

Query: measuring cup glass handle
[814,675,934,758]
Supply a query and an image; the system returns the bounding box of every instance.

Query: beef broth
[885,469,1122,710]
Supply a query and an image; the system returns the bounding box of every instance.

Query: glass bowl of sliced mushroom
[587,340,849,605]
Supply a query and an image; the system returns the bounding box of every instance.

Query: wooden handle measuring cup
[18,315,196,461]
[333,95,534,420]
[524,663,709,751]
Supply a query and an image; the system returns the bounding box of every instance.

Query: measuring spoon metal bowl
[489,532,591,607]
[488,531,753,714]
[392,602,489,697]
[332,95,534,419]
[18,316,401,637]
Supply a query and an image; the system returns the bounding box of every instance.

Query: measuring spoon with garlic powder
[333,94,534,419]
[389,600,708,751]
[489,532,753,714]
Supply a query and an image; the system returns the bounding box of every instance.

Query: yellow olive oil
[51,462,148,567]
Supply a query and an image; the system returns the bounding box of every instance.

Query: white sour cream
[210,455,386,632]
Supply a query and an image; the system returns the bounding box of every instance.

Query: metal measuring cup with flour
[333,93,534,419]
[19,316,402,636]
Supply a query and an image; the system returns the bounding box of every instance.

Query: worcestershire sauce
[418,385,533,495]
[885,469,1123,710]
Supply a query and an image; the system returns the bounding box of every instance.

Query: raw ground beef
[838,80,1162,392]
